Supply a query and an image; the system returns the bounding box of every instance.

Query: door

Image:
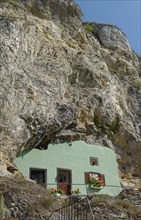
[57,169,71,195]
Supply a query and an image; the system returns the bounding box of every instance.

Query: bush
[85,25,93,33]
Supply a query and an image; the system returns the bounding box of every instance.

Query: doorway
[57,169,71,195]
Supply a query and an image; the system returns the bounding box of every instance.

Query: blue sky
[75,0,141,55]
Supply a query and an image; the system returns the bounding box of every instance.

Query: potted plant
[48,188,58,194]
[57,188,64,195]
[48,188,64,196]
[87,175,105,189]
[71,188,81,194]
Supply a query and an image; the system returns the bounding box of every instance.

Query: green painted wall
[14,141,122,196]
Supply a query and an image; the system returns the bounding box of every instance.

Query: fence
[47,197,95,220]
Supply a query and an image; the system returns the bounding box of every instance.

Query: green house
[14,141,122,196]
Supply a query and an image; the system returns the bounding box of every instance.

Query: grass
[40,197,56,209]
[90,195,141,219]
[0,176,60,219]
[112,199,132,209]
[90,194,112,206]
[111,199,141,218]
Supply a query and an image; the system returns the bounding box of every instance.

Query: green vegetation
[71,188,81,194]
[91,194,112,206]
[112,199,131,209]
[88,177,104,187]
[102,120,120,135]
[48,188,64,195]
[90,195,141,219]
[85,25,93,33]
[94,114,120,136]
[111,199,141,218]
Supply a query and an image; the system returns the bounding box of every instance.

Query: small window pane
[30,168,46,186]
[90,157,98,166]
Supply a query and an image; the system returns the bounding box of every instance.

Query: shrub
[102,120,120,135]
[85,25,93,33]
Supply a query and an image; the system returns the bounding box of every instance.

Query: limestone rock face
[93,24,131,53]
[0,0,141,185]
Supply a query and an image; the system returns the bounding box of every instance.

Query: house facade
[14,141,122,196]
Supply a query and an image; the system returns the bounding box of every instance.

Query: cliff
[0,0,141,188]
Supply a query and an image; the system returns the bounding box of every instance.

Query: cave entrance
[30,168,47,186]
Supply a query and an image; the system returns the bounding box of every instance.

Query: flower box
[87,174,105,188]
[89,185,103,189]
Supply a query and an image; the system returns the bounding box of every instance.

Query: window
[30,168,47,186]
[90,157,98,166]
[84,172,106,186]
